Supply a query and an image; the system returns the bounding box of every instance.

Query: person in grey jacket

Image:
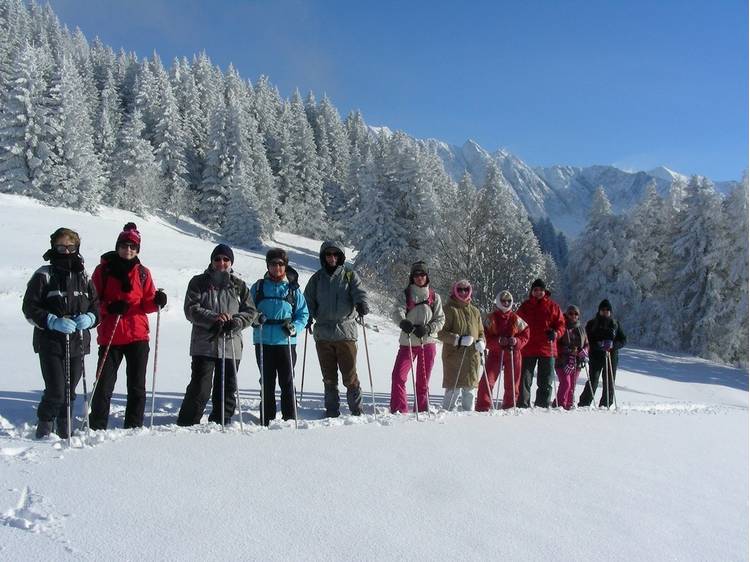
[303,241,369,417]
[177,244,258,426]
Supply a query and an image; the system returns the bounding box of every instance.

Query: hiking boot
[35,420,53,439]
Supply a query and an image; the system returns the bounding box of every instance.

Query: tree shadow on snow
[619,348,748,391]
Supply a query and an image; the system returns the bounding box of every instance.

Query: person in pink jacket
[554,305,589,409]
[389,262,445,414]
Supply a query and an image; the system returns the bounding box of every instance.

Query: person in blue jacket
[251,248,309,425]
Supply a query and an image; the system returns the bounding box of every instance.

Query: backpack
[254,276,299,324]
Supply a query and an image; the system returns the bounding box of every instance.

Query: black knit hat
[211,244,234,264]
[411,261,429,275]
[598,299,612,311]
[266,248,289,265]
[531,278,546,290]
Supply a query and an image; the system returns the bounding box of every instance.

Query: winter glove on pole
[220,318,241,335]
[458,335,475,347]
[107,300,129,315]
[47,314,77,334]
[282,320,296,337]
[508,336,517,347]
[154,290,168,308]
[545,328,556,341]
[599,340,613,351]
[355,302,369,317]
[73,312,96,331]
[474,340,486,354]
[399,319,414,333]
[305,318,313,332]
[254,313,268,328]
[412,324,427,338]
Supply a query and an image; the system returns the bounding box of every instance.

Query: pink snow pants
[390,343,437,413]
[476,348,522,411]
[555,366,580,410]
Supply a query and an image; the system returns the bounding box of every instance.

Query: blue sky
[49,0,747,180]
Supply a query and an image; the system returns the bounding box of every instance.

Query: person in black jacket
[577,299,626,408]
[22,228,99,439]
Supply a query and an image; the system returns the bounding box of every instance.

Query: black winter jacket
[22,260,99,356]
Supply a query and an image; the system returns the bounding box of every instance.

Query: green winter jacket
[438,296,484,389]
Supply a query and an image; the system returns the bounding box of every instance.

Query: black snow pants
[578,351,619,407]
[177,355,241,426]
[255,344,297,425]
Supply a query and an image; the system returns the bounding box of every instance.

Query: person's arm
[437,307,459,346]
[232,280,258,330]
[135,267,159,315]
[348,270,368,308]
[22,269,50,329]
[426,295,446,337]
[292,290,309,335]
[613,321,627,350]
[303,273,319,320]
[184,276,218,328]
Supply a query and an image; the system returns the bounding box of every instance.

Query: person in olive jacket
[577,299,627,408]
[177,244,258,426]
[303,241,369,417]
[438,280,485,411]
[22,227,99,439]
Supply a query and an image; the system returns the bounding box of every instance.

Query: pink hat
[451,280,472,302]
[116,222,141,250]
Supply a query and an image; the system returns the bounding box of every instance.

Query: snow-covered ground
[0,194,747,561]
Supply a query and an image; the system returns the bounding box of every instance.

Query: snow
[0,193,747,560]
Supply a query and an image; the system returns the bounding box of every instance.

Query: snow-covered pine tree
[223,159,263,248]
[276,90,327,236]
[94,68,121,189]
[670,176,724,356]
[45,56,103,211]
[251,75,283,173]
[0,43,51,199]
[109,108,160,214]
[196,97,229,229]
[566,186,627,317]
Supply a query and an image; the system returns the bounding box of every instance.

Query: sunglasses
[212,256,231,263]
[54,244,78,254]
[324,251,339,257]
[118,242,139,250]
[268,260,285,266]
[456,287,470,293]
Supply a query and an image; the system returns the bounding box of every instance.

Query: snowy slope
[0,194,747,561]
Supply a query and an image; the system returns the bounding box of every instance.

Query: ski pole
[149,298,162,428]
[64,333,72,448]
[220,333,226,430]
[259,324,265,427]
[480,350,494,412]
[493,349,505,410]
[230,333,243,431]
[407,337,419,421]
[88,314,121,423]
[298,327,309,405]
[360,316,376,415]
[419,338,431,418]
[79,330,90,434]
[510,347,517,413]
[583,363,596,407]
[449,345,469,411]
[608,352,618,410]
[550,339,558,409]
[287,335,299,429]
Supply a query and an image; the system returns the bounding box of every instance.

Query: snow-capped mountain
[420,138,739,237]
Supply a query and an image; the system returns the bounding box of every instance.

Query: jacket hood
[319,241,346,268]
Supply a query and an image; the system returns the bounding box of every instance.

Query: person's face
[267,259,286,277]
[532,287,545,299]
[324,250,339,267]
[53,235,78,255]
[117,241,139,260]
[599,308,611,318]
[212,254,232,272]
[412,272,428,287]
[566,309,580,321]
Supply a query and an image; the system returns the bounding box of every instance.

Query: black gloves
[545,328,556,341]
[254,313,267,327]
[220,318,241,335]
[412,324,427,338]
[355,302,369,316]
[154,290,167,308]
[107,300,129,315]
[399,319,414,333]
[306,318,313,331]
[282,320,296,337]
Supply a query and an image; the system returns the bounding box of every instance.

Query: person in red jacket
[89,223,167,430]
[516,279,565,408]
[476,290,529,411]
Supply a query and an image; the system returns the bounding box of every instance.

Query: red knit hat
[116,222,141,250]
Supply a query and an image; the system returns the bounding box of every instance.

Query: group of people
[23,225,626,439]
